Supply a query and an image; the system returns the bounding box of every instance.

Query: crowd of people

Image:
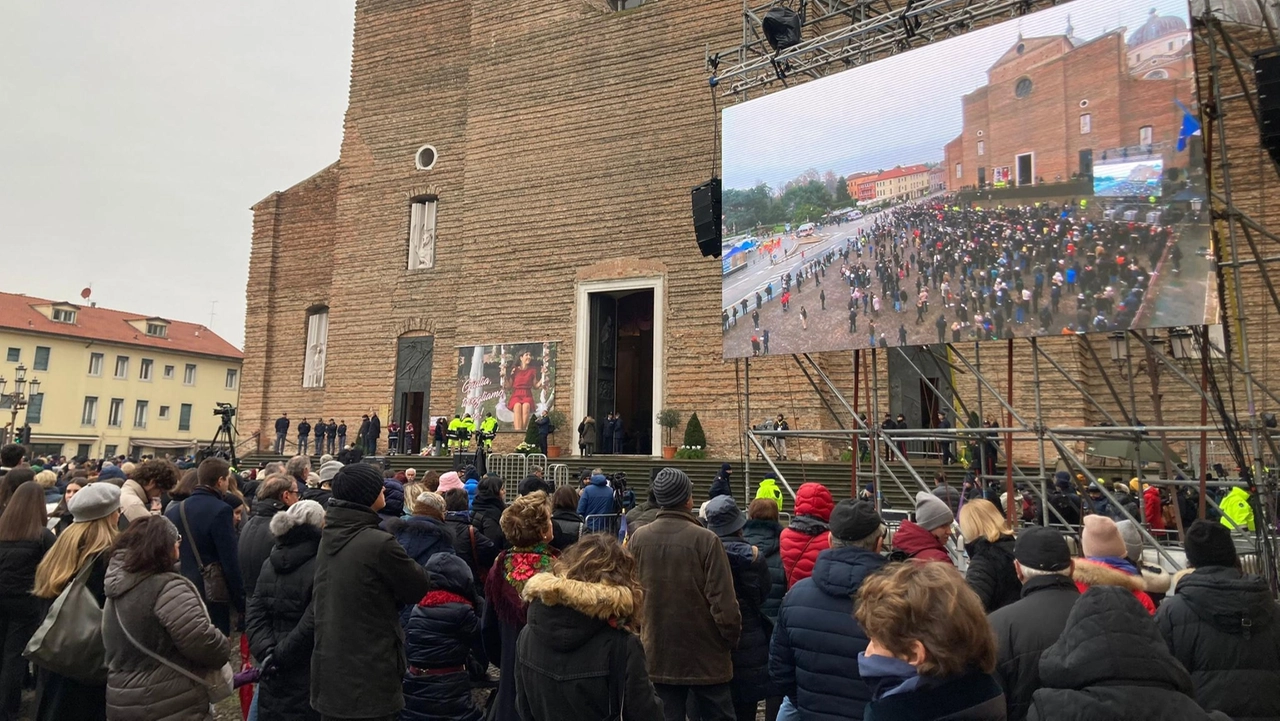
[0,439,1275,721]
[727,196,1187,354]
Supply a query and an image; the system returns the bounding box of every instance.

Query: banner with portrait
[456,342,558,432]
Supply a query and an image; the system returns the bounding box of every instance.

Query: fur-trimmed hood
[521,572,637,620]
[1073,558,1145,591]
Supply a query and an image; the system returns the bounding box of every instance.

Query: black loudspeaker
[762,7,802,53]
[692,178,722,258]
[1254,48,1280,165]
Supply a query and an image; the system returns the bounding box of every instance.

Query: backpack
[886,547,923,563]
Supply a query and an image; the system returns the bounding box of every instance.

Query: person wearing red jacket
[1143,485,1165,532]
[780,483,833,587]
[889,492,955,564]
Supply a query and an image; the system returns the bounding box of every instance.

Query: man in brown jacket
[629,467,741,721]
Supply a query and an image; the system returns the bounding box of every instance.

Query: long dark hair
[0,468,35,513]
[0,482,47,542]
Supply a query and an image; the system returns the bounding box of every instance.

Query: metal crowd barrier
[583,513,624,537]
[548,464,571,488]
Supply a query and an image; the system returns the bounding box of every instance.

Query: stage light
[762,8,802,53]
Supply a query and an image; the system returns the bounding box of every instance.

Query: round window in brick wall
[1015,77,1033,99]
[415,145,437,170]
[1079,99,1089,108]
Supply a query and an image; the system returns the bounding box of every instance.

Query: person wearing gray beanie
[651,467,693,509]
[886,492,955,564]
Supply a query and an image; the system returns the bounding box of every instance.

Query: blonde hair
[33,515,119,598]
[34,470,57,489]
[958,499,1010,544]
[500,491,551,548]
[554,533,645,626]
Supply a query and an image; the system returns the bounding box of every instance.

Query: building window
[414,145,437,170]
[104,444,117,458]
[163,364,174,380]
[139,358,153,381]
[178,404,192,432]
[4,348,17,363]
[977,140,985,156]
[146,322,168,337]
[183,364,197,386]
[82,397,98,426]
[25,393,43,425]
[133,400,148,429]
[1144,69,1169,80]
[303,309,328,388]
[114,356,129,379]
[225,368,238,390]
[33,346,49,371]
[1080,113,1092,135]
[408,198,437,271]
[1140,125,1154,146]
[1015,77,1033,98]
[107,398,124,428]
[159,405,170,420]
[955,163,963,179]
[611,0,646,8]
[88,353,103,377]
[52,308,76,324]
[76,443,91,459]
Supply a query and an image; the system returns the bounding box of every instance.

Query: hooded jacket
[470,491,507,547]
[516,573,664,721]
[237,497,287,598]
[310,499,431,718]
[1028,586,1232,721]
[780,483,834,587]
[742,518,785,622]
[965,535,1021,613]
[101,553,230,721]
[244,517,322,721]
[889,520,951,564]
[988,573,1081,721]
[444,510,497,589]
[721,533,774,705]
[385,514,457,569]
[769,545,887,721]
[1156,566,1280,721]
[577,474,617,528]
[403,554,484,721]
[1072,557,1155,615]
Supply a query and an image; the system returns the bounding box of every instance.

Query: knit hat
[914,491,954,530]
[319,454,333,465]
[269,499,326,537]
[1014,526,1072,572]
[68,482,121,523]
[438,471,464,494]
[1115,519,1143,564]
[332,463,385,507]
[652,467,692,508]
[318,460,343,485]
[1185,519,1239,569]
[704,495,747,536]
[829,499,882,542]
[1081,515,1127,558]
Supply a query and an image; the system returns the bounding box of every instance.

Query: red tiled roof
[874,164,931,182]
[0,292,242,360]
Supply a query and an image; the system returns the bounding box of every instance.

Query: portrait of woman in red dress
[507,350,540,430]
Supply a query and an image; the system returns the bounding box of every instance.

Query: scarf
[487,544,555,628]
[858,652,925,700]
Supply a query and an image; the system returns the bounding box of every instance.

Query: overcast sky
[0,2,355,350]
[722,0,1190,190]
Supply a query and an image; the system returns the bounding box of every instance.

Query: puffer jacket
[964,535,1021,612]
[1072,557,1155,615]
[237,497,286,598]
[1028,586,1232,721]
[445,511,497,590]
[889,520,951,564]
[742,518,785,623]
[769,545,887,721]
[550,508,584,552]
[101,552,230,721]
[721,533,774,706]
[516,573,664,721]
[403,554,483,721]
[780,483,834,587]
[470,492,507,548]
[244,518,322,721]
[385,514,457,568]
[577,474,617,530]
[1157,566,1280,721]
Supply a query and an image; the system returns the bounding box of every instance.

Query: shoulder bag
[112,603,233,705]
[23,554,108,684]
[179,500,230,604]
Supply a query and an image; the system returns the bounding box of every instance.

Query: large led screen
[720,0,1213,358]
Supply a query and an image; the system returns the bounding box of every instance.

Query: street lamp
[1168,327,1195,360]
[2,363,36,445]
[1108,332,1128,363]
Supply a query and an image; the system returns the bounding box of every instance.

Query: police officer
[447,414,465,451]
[479,411,498,451]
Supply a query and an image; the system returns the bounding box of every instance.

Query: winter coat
[780,483,835,587]
[101,553,230,721]
[471,492,508,548]
[965,535,1021,613]
[1072,557,1155,615]
[769,545,887,721]
[1028,586,1232,721]
[445,511,498,590]
[862,669,1006,721]
[624,501,661,536]
[0,528,55,597]
[385,515,457,568]
[1220,487,1256,531]
[741,518,785,623]
[629,509,741,684]
[516,573,664,721]
[932,484,961,514]
[1156,566,1280,721]
[550,508,584,552]
[720,533,774,705]
[403,555,483,721]
[34,552,109,721]
[162,487,245,622]
[237,497,286,598]
[310,499,431,719]
[484,546,558,721]
[244,520,322,721]
[119,479,152,524]
[988,573,1081,721]
[1143,486,1165,530]
[577,475,617,529]
[709,471,733,501]
[890,520,952,564]
[379,479,406,522]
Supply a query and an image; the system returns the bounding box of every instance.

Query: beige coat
[119,479,152,524]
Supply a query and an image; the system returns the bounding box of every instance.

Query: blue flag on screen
[1176,100,1202,152]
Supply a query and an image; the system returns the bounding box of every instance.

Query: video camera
[213,403,236,422]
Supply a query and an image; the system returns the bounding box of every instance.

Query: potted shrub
[676,412,708,459]
[657,409,681,460]
[545,409,568,458]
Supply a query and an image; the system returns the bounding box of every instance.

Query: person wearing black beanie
[1156,519,1280,721]
[311,461,430,719]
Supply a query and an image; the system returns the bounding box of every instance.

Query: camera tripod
[200,417,239,467]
